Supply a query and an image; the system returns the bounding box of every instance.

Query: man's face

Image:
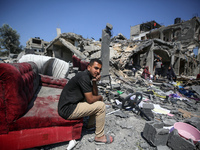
[87,62,102,78]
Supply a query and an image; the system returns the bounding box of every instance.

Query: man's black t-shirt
[58,70,93,119]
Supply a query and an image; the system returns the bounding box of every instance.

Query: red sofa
[0,62,83,150]
[72,55,89,71]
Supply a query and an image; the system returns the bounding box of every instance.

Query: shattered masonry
[6,18,200,149]
[35,16,200,77]
[129,17,200,76]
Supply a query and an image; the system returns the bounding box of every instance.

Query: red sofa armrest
[0,62,39,134]
[39,74,68,89]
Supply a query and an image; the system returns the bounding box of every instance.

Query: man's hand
[92,75,101,82]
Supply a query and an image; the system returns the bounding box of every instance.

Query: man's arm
[92,81,98,96]
[84,92,103,104]
[84,75,103,104]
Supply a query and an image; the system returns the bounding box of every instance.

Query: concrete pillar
[170,31,173,41]
[160,31,164,40]
[101,23,113,80]
[173,56,179,75]
[198,47,200,60]
[146,43,154,75]
[56,28,61,37]
[171,55,174,66]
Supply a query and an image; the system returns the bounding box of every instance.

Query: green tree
[0,24,22,54]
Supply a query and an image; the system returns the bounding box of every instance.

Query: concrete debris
[1,18,200,150]
[143,121,169,146]
[15,18,199,78]
[167,129,196,150]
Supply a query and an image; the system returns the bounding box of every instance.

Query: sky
[0,0,200,47]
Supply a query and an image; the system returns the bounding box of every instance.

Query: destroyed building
[25,37,49,55]
[130,20,162,41]
[127,17,200,76]
[145,17,200,76]
[42,17,200,78]
[1,19,200,150]
[45,29,87,62]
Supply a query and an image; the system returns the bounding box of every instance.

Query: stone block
[106,23,113,30]
[143,103,154,109]
[141,108,154,119]
[109,91,119,99]
[167,129,195,150]
[112,84,121,90]
[119,93,129,102]
[143,121,169,146]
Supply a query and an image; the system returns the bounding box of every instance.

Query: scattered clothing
[142,66,151,79]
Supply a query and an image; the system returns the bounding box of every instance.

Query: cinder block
[143,103,154,109]
[119,93,129,101]
[109,91,119,99]
[141,108,154,119]
[143,121,169,146]
[167,129,195,150]
[112,84,121,90]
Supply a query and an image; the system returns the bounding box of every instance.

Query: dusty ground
[31,108,149,150]
[29,95,200,150]
[28,72,200,150]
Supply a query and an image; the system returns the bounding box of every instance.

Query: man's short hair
[89,58,102,66]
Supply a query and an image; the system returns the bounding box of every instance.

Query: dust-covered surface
[29,68,200,150]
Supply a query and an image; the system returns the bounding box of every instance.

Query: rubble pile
[15,32,200,149]
[40,66,200,150]
[4,18,199,149]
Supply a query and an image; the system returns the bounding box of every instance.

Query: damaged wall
[38,17,200,77]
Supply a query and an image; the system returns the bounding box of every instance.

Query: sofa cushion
[72,55,81,68]
[9,86,82,131]
[40,74,68,89]
[0,62,39,134]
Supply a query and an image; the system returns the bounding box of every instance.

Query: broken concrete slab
[167,129,196,150]
[143,121,169,146]
[59,38,86,60]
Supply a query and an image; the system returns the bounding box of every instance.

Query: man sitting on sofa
[58,58,114,144]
